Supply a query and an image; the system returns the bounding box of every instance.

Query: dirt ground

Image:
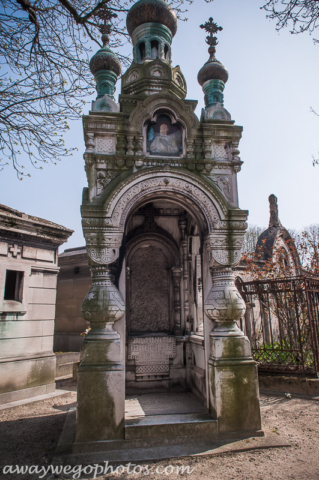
[0,379,318,480]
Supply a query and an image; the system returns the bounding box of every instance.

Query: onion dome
[198,55,228,86]
[126,0,178,37]
[197,17,228,86]
[90,36,122,77]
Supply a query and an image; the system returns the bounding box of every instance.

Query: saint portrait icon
[147,115,182,157]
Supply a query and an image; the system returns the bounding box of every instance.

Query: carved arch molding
[82,168,248,268]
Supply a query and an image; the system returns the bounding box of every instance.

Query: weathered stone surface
[130,245,169,332]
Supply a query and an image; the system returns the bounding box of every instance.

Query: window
[4,270,24,302]
[74,267,80,275]
[150,40,159,59]
[164,44,169,60]
[138,42,145,61]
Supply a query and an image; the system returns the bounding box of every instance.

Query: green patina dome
[89,44,122,77]
[197,57,228,86]
[126,0,178,37]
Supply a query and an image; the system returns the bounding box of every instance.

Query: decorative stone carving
[127,70,139,83]
[135,135,143,156]
[204,139,212,159]
[150,67,164,77]
[85,133,95,153]
[82,266,125,326]
[126,135,135,155]
[128,336,176,380]
[9,244,21,258]
[96,136,116,154]
[96,171,118,196]
[87,247,119,265]
[104,171,222,231]
[205,268,245,333]
[116,134,126,155]
[186,140,195,159]
[92,95,120,113]
[129,245,170,332]
[213,175,232,201]
[204,102,231,121]
[212,143,228,160]
[172,266,183,333]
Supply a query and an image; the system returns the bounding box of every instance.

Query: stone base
[76,367,125,443]
[209,334,262,435]
[0,382,55,405]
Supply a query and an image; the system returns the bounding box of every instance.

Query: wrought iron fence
[236,277,319,376]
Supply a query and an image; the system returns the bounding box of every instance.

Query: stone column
[205,267,262,435]
[172,266,183,335]
[75,262,125,443]
[179,215,190,332]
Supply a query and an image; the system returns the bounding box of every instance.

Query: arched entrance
[121,199,204,394]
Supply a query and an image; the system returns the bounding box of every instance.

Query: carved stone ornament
[205,268,246,334]
[213,175,232,201]
[204,103,231,121]
[103,170,226,232]
[150,67,164,77]
[87,247,119,265]
[92,95,120,113]
[127,70,139,83]
[96,136,116,154]
[82,266,125,327]
[206,235,243,267]
[96,171,118,196]
[212,143,228,160]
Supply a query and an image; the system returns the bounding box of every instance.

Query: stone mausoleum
[74,0,262,453]
[0,205,72,404]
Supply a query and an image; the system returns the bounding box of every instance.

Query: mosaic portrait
[147,115,183,157]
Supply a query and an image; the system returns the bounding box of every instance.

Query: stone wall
[54,247,91,352]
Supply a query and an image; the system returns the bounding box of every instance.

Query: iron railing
[236,277,319,376]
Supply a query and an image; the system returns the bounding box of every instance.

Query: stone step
[125,412,218,440]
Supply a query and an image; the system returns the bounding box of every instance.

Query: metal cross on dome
[200,17,223,48]
[95,1,117,44]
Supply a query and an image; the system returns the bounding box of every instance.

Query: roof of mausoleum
[255,195,300,268]
[0,204,73,246]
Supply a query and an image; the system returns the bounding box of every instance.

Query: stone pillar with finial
[199,18,262,438]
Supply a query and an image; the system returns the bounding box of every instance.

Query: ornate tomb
[75,0,262,448]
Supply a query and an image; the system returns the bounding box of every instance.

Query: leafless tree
[0,0,195,179]
[262,0,319,43]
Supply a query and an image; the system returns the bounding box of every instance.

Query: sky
[1,0,318,252]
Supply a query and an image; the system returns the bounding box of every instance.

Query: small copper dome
[126,0,178,37]
[89,45,122,77]
[197,57,228,86]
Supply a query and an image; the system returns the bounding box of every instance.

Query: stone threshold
[54,408,288,464]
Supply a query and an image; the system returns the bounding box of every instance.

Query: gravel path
[0,380,318,480]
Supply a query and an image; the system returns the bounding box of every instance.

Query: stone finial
[268,194,281,228]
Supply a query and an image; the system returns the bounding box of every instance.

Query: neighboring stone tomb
[54,247,91,352]
[0,204,72,404]
[63,1,263,453]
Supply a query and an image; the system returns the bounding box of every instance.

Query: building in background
[54,247,91,352]
[0,204,72,404]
